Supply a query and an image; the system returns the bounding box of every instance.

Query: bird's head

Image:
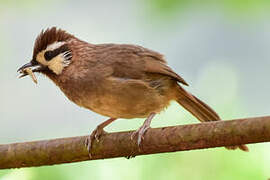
[18,27,75,79]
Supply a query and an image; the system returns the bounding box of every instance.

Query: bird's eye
[44,51,55,61]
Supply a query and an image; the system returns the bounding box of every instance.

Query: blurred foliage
[223,0,270,13]
[143,0,189,18]
[195,62,244,119]
[0,0,58,9]
[142,0,270,19]
[0,169,33,180]
[0,0,37,7]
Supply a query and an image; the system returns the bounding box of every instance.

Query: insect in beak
[17,60,43,83]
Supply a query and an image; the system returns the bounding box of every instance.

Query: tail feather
[176,85,248,152]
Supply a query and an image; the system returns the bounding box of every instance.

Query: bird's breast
[58,76,175,119]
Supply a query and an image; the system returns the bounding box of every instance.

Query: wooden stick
[1,116,270,169]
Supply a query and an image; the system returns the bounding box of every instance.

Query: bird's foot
[85,127,107,158]
[131,124,150,151]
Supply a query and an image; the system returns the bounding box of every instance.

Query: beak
[17,60,42,78]
[17,62,35,72]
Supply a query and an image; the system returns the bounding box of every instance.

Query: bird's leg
[131,112,156,150]
[85,118,117,158]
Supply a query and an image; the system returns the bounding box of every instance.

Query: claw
[85,128,106,158]
[131,125,150,150]
[131,113,156,151]
[125,155,136,159]
[95,133,100,142]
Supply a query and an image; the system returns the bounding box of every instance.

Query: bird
[18,27,248,156]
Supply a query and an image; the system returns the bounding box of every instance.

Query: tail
[176,85,248,152]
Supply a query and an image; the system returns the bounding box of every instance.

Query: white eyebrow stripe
[46,41,65,51]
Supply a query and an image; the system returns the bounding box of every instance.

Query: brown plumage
[18,27,248,156]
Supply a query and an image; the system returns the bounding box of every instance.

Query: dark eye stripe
[44,50,57,61]
[44,44,70,61]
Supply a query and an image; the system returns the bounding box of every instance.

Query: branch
[1,116,270,169]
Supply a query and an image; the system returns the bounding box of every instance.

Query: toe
[95,129,106,142]
[132,126,150,149]
[131,130,139,140]
[85,129,98,158]
[85,136,93,158]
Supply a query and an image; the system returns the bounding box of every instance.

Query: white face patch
[36,41,72,75]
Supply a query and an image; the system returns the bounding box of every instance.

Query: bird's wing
[96,44,188,86]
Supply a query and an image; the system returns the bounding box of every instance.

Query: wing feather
[144,57,188,86]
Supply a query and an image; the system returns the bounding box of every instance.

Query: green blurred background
[0,0,270,179]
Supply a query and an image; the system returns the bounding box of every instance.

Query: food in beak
[19,67,38,84]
